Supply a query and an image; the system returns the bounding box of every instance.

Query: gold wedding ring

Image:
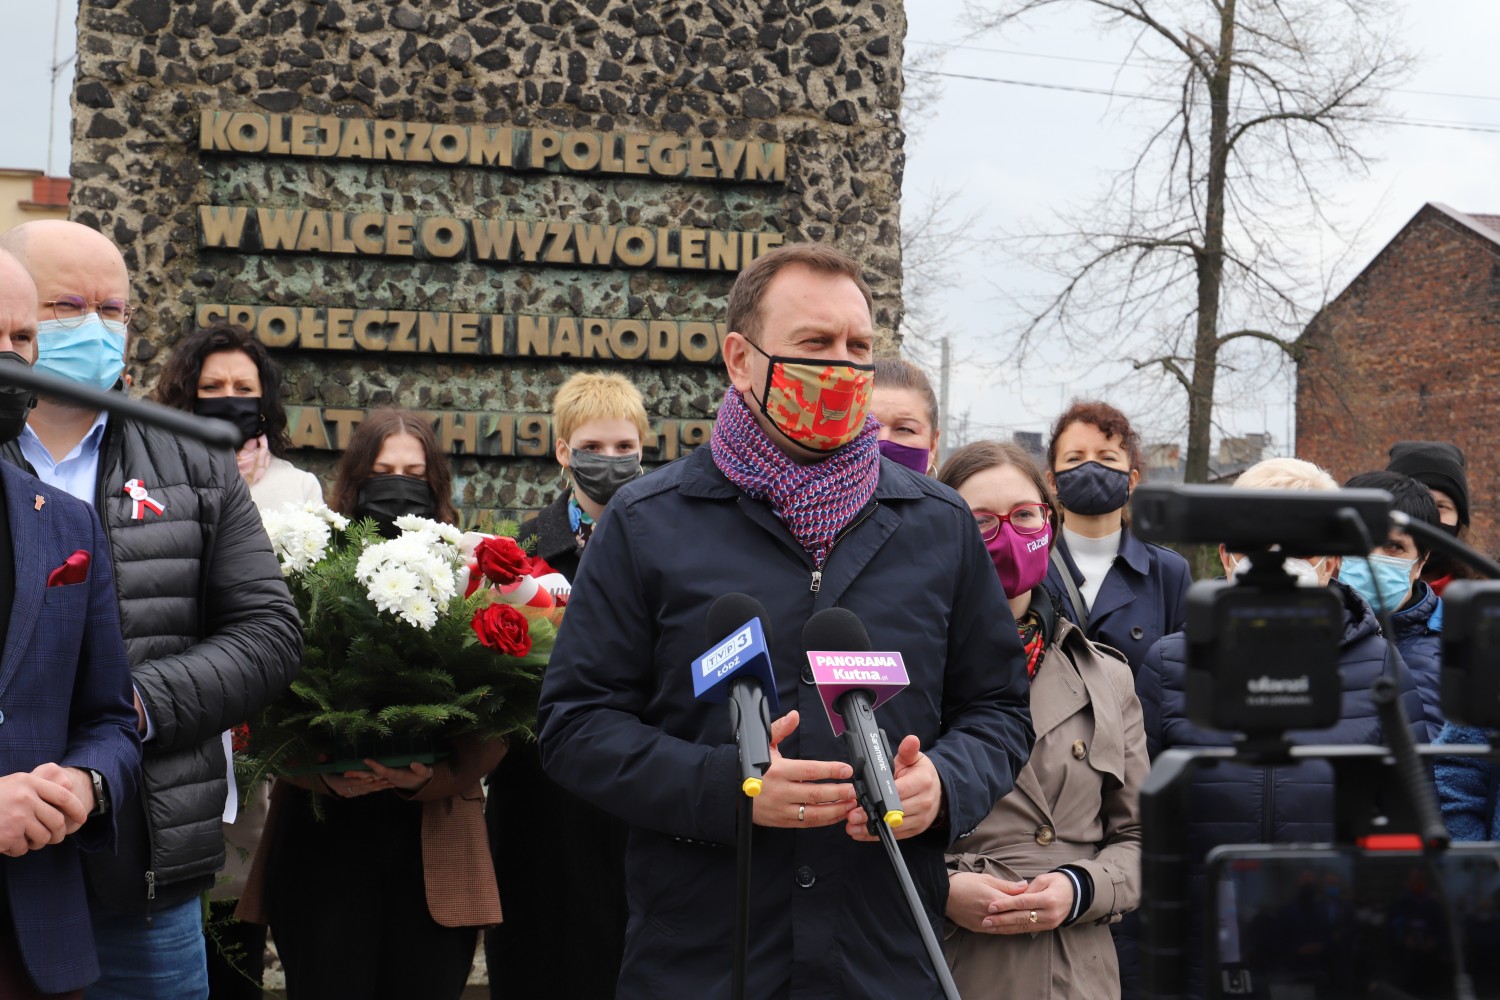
[797,804,806,822]
[1028,910,1038,923]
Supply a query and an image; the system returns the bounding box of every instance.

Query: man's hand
[751,711,858,829]
[844,734,944,841]
[32,763,95,833]
[0,771,88,856]
[983,869,1076,933]
[946,872,1030,933]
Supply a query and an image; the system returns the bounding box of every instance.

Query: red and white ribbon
[123,478,166,519]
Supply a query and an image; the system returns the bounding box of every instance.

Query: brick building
[0,168,69,231]
[1297,202,1500,553]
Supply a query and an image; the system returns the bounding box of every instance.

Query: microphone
[802,607,909,830]
[692,593,780,797]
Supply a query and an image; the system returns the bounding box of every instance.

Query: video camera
[1132,484,1390,740]
[1130,483,1500,1000]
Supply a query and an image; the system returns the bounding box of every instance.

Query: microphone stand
[733,791,752,1000]
[860,770,963,1000]
[0,364,241,449]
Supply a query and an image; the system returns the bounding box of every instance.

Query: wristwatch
[86,769,108,817]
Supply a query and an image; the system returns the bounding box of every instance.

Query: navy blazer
[1045,527,1192,672]
[538,448,1034,998]
[0,461,140,993]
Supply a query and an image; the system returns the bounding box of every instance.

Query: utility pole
[938,335,951,465]
[47,0,64,177]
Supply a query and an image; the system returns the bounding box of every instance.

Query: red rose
[474,535,529,586]
[471,602,533,656]
[527,554,559,579]
[231,723,251,753]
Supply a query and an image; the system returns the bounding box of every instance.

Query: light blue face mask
[35,314,127,392]
[1340,553,1417,616]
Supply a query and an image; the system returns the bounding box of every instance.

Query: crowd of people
[0,223,1494,1000]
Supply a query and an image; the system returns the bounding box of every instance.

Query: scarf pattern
[1017,608,1046,680]
[710,388,879,568]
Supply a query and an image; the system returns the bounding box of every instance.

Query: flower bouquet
[242,504,553,778]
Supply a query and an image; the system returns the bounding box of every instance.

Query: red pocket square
[46,550,90,587]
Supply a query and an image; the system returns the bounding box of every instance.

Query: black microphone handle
[0,364,242,449]
[836,689,903,828]
[728,677,772,796]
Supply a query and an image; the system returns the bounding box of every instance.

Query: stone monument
[70,0,906,520]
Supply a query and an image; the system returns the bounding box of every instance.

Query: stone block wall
[70,0,906,520]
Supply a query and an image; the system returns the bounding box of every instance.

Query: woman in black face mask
[485,372,645,1000]
[156,324,323,511]
[329,408,455,536]
[154,323,322,1000]
[252,408,500,1000]
[1041,400,1190,676]
[1040,401,1191,1000]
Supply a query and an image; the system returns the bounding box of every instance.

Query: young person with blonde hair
[486,370,648,999]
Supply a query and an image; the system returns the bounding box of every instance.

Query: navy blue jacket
[0,462,140,993]
[538,447,1035,999]
[1391,580,1443,742]
[1046,527,1191,673]
[1136,580,1422,999]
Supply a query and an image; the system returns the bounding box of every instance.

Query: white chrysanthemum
[365,566,422,614]
[394,515,461,547]
[397,591,439,630]
[261,507,334,575]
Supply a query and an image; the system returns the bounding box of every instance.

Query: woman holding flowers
[238,410,525,1000]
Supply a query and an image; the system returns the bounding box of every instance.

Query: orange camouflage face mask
[747,340,875,453]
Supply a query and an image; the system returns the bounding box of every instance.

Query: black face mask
[0,352,37,447]
[193,395,265,448]
[353,474,439,539]
[568,449,642,506]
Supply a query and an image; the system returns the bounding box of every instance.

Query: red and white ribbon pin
[123,479,166,519]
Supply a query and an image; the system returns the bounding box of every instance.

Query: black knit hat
[1387,441,1469,526]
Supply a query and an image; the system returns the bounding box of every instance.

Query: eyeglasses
[974,503,1051,541]
[43,295,133,329]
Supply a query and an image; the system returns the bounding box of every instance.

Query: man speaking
[537,243,1034,998]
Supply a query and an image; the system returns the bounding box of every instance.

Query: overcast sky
[5,0,1497,456]
[903,0,1500,454]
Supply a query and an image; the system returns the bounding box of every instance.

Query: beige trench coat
[945,614,1147,1000]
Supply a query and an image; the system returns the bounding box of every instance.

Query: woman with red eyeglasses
[936,441,1146,1000]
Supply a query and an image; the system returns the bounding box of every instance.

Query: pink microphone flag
[805,651,909,737]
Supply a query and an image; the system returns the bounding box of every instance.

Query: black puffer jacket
[3,417,302,912]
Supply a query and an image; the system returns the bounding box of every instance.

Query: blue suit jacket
[1045,527,1192,673]
[0,461,139,993]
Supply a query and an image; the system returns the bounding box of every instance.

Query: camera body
[1185,576,1344,736]
[1131,484,1381,739]
[1440,580,1500,728]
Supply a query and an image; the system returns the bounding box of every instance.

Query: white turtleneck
[1062,525,1122,612]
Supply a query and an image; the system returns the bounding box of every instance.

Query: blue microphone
[693,593,780,796]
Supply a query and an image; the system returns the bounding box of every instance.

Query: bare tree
[969,0,1410,481]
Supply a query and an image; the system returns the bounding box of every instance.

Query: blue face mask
[1340,553,1416,616]
[35,314,127,392]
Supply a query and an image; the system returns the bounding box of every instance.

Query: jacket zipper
[810,502,879,594]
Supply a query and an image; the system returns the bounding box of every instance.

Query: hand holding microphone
[803,607,947,841]
[694,594,855,822]
[843,733,944,842]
